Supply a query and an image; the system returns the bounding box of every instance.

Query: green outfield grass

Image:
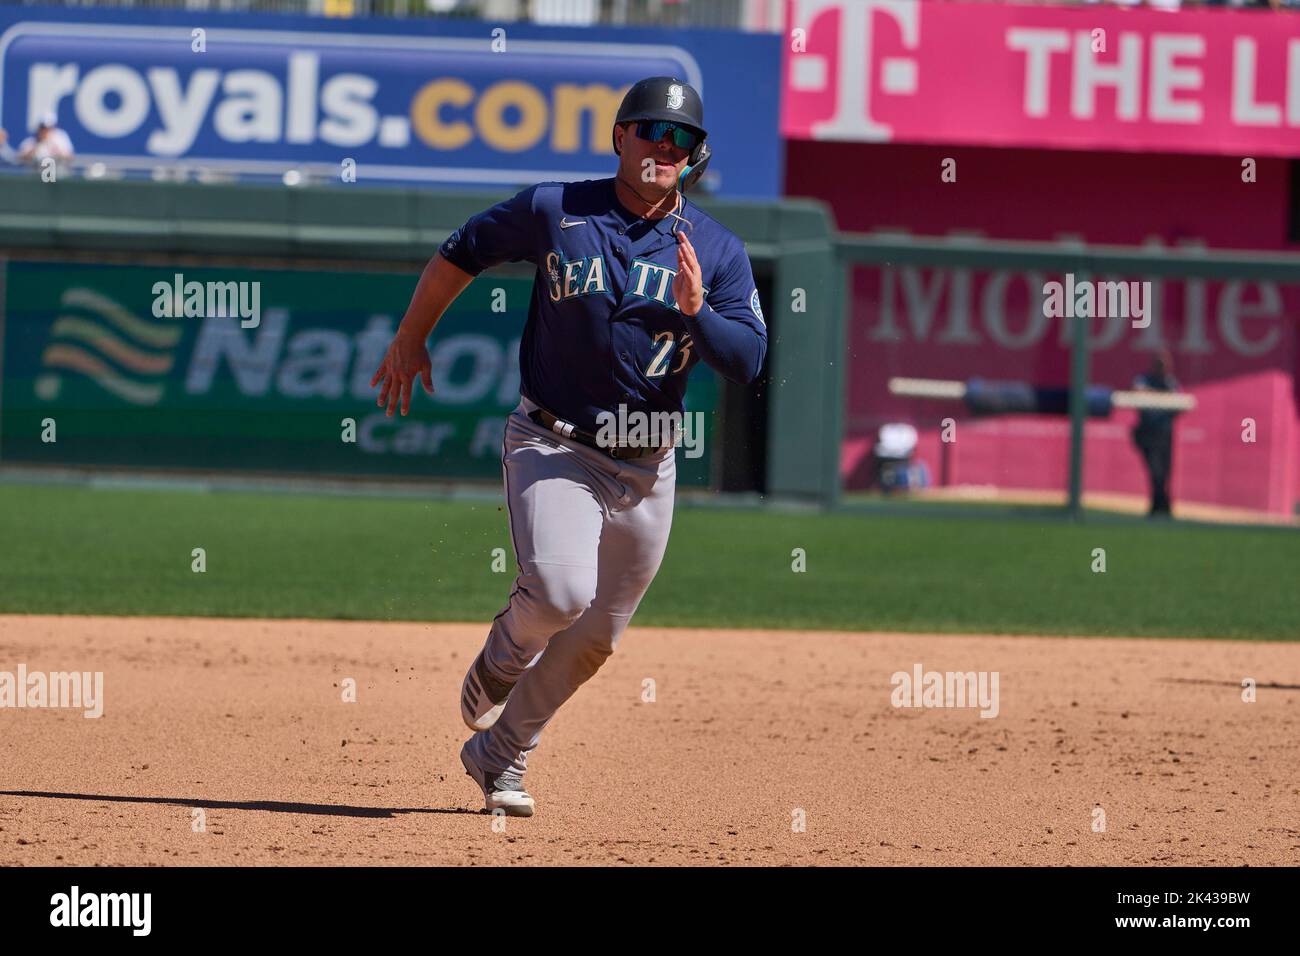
[0,483,1295,640]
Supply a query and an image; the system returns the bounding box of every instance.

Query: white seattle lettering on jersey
[563,260,584,298]
[628,259,655,298]
[650,265,672,303]
[626,259,705,311]
[582,257,606,294]
[544,250,608,303]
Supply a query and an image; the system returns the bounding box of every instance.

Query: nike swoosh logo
[559,218,587,229]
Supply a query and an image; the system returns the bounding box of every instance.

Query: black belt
[526,407,669,461]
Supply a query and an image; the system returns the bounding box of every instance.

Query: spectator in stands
[1131,350,1182,518]
[16,112,74,171]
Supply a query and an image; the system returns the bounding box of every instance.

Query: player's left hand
[673,231,704,318]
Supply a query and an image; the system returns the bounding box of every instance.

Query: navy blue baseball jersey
[438,177,767,435]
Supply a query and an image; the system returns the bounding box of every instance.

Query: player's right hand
[370,330,434,417]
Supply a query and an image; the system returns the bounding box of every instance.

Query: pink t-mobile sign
[783,0,1300,157]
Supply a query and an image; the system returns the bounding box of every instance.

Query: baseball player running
[371,77,767,816]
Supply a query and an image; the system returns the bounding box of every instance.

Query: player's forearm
[396,252,474,342]
[680,304,767,384]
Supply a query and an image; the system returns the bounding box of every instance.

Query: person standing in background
[1131,350,1182,518]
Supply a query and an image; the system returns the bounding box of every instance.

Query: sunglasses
[632,121,701,151]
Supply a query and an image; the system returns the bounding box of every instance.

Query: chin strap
[614,175,693,235]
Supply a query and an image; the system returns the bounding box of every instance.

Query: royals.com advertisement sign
[0,259,717,484]
[0,6,779,196]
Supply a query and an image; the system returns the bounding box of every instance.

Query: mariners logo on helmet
[667,84,685,110]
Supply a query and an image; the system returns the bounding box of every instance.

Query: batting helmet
[612,76,712,192]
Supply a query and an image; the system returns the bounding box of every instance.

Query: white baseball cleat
[460,651,515,732]
[460,738,535,817]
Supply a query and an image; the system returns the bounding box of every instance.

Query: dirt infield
[0,615,1296,866]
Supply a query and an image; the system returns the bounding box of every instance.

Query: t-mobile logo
[788,0,921,141]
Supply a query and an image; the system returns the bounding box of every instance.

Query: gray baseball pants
[469,398,676,778]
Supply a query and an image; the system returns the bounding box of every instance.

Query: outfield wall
[791,141,1300,516]
[0,256,715,486]
[0,178,842,499]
